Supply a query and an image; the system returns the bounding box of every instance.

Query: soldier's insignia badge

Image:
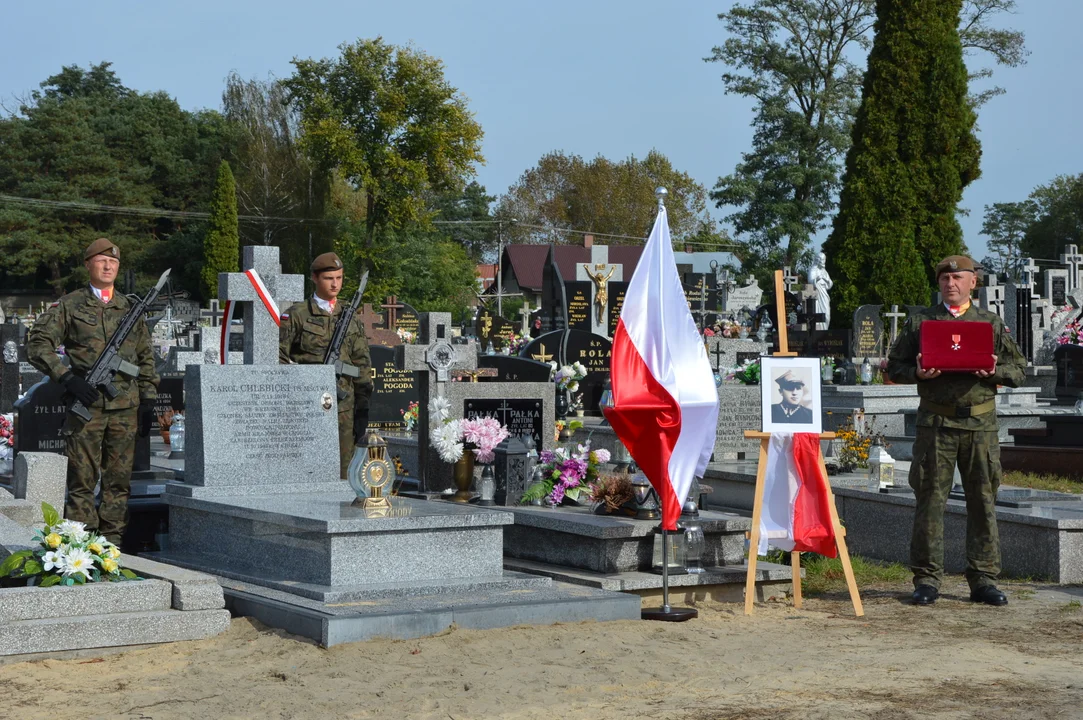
[949,260,957,270]
[951,334,961,351]
[49,302,59,308]
[110,247,118,256]
[280,313,289,320]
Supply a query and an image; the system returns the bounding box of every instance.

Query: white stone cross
[518,303,534,334]
[884,305,907,346]
[1020,258,1040,295]
[218,246,304,365]
[782,266,799,293]
[199,299,224,327]
[1060,244,1083,293]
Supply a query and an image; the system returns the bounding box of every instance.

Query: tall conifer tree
[823,0,981,322]
[202,160,240,299]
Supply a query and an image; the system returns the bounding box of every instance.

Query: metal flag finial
[655,186,668,210]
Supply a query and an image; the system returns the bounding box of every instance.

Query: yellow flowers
[107,546,120,560]
[44,533,62,549]
[101,557,118,574]
[88,542,104,556]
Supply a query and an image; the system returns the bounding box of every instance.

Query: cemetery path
[2,577,1082,719]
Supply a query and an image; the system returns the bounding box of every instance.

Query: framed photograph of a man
[760,356,822,434]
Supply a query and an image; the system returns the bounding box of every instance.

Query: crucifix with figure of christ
[584,264,616,325]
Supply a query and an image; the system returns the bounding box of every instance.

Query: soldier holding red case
[887,255,1025,607]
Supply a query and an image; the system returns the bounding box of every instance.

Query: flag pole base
[641,606,698,622]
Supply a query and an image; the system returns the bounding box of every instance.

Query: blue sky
[2,1,1081,261]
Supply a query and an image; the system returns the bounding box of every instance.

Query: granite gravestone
[382,296,421,340]
[606,281,629,338]
[13,380,67,455]
[1046,270,1069,308]
[714,385,761,460]
[169,246,342,497]
[368,345,420,432]
[154,376,185,419]
[575,247,624,337]
[396,312,479,493]
[684,273,719,330]
[852,305,884,358]
[1055,343,1083,403]
[723,278,764,314]
[521,329,611,413]
[478,355,553,383]
[1,321,25,414]
[539,245,568,334]
[475,309,509,349]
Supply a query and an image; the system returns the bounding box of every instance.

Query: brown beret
[84,238,119,261]
[935,255,976,277]
[310,252,344,274]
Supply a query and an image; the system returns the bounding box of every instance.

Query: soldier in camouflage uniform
[279,252,373,478]
[888,255,1025,607]
[26,238,158,545]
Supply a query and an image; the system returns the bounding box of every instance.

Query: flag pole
[662,528,671,613]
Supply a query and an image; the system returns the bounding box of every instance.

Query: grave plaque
[565,282,592,332]
[13,380,67,454]
[154,376,185,419]
[475,310,508,347]
[561,330,612,413]
[852,305,884,358]
[464,398,544,451]
[810,329,852,358]
[1055,344,1083,403]
[714,386,761,460]
[1052,276,1068,307]
[478,355,553,383]
[182,364,340,488]
[735,351,761,366]
[394,302,421,337]
[606,281,628,338]
[368,345,420,431]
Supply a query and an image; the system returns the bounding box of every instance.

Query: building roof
[502,245,645,291]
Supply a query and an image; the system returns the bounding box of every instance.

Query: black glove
[138,400,155,437]
[61,372,100,407]
[353,403,369,446]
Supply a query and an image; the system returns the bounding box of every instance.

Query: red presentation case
[919,320,995,373]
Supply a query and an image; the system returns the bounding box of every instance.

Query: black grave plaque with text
[14,380,67,455]
[394,303,421,337]
[154,376,185,421]
[368,345,420,430]
[565,281,593,332]
[606,281,628,337]
[464,398,544,451]
[852,305,884,358]
[1053,277,1068,307]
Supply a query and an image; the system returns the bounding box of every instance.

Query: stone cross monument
[219,246,305,365]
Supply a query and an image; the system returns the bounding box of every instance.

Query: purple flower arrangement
[522,442,611,505]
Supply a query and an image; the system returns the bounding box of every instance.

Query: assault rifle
[69,268,171,423]
[324,270,369,400]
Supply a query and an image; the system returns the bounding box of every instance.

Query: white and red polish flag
[603,204,719,531]
[759,433,837,557]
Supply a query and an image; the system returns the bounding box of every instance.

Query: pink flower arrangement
[522,442,611,505]
[460,417,510,463]
[1058,319,1083,347]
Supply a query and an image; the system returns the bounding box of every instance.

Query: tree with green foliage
[979,200,1036,281]
[706,0,1026,282]
[201,161,240,299]
[495,149,715,248]
[0,63,231,296]
[431,181,497,261]
[822,0,981,322]
[1021,174,1083,262]
[706,0,875,276]
[284,37,484,244]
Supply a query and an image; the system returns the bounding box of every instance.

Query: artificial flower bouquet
[725,357,761,385]
[551,361,588,392]
[0,413,13,464]
[396,326,416,344]
[504,330,531,356]
[428,397,510,463]
[0,503,139,587]
[401,401,419,430]
[521,441,611,506]
[1058,317,1083,347]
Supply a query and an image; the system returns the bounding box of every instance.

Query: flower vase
[452,452,475,503]
[555,389,570,421]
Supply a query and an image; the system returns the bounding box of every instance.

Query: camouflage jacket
[26,286,158,410]
[887,303,1026,430]
[278,297,373,412]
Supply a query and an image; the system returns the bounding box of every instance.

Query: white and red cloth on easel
[758,433,837,557]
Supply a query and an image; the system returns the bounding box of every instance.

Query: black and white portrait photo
[761,357,822,434]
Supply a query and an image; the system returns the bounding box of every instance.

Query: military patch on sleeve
[49,302,59,308]
[280,313,289,320]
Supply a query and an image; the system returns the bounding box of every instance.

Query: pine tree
[201,160,239,299]
[822,0,981,323]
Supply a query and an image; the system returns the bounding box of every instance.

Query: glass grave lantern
[651,525,688,575]
[867,438,896,491]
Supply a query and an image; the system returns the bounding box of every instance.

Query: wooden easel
[743,270,864,617]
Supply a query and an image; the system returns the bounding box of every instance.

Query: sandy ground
[3,578,1083,720]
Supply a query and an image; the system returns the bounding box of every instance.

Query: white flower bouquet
[0,503,139,587]
[551,361,588,393]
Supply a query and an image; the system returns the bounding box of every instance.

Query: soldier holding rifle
[279,252,373,477]
[26,238,161,546]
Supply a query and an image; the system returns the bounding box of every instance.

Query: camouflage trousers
[908,426,1002,591]
[64,406,138,544]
